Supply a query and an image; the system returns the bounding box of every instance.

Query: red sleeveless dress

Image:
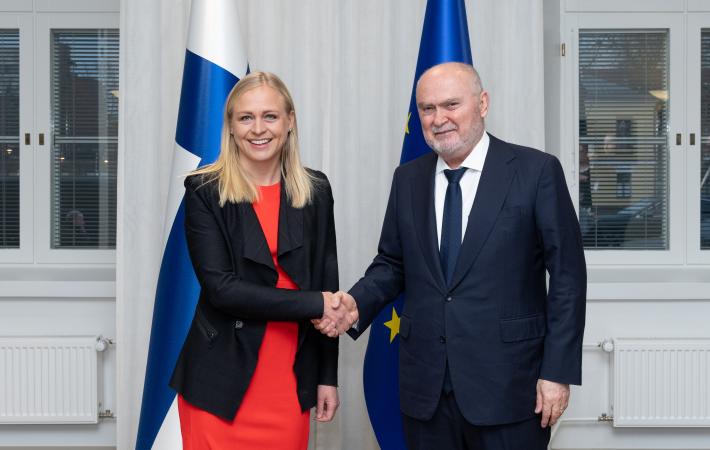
[178,182,310,449]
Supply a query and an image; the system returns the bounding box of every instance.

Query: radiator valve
[598,413,613,422]
[95,336,114,352]
[99,409,115,419]
[600,339,614,353]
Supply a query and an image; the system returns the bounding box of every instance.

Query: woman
[170,71,339,449]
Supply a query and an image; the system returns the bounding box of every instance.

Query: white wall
[552,298,710,449]
[0,283,116,447]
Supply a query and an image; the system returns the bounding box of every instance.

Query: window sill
[587,266,710,301]
[0,265,115,298]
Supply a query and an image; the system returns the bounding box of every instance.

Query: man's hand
[315,385,339,422]
[313,291,359,337]
[535,379,570,427]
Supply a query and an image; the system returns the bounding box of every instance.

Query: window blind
[0,30,20,249]
[700,31,710,250]
[578,30,669,250]
[50,29,118,249]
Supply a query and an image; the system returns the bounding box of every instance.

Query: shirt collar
[436,131,489,174]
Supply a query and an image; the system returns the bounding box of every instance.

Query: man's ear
[479,91,489,118]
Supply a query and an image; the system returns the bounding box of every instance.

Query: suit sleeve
[347,169,406,339]
[535,157,587,385]
[184,178,324,321]
[317,176,339,386]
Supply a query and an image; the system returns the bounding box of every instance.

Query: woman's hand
[315,385,339,422]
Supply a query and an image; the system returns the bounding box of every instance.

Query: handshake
[313,291,359,338]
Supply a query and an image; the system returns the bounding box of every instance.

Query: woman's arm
[317,176,339,386]
[184,177,324,321]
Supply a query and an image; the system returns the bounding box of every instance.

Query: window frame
[34,12,119,264]
[0,13,33,263]
[685,14,710,264]
[563,12,686,265]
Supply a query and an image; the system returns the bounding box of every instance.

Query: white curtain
[117,1,544,449]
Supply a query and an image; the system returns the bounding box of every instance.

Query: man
[318,62,586,449]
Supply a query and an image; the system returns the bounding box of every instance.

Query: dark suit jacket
[170,170,339,421]
[349,134,586,426]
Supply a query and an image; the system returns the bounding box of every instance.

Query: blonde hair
[191,71,316,208]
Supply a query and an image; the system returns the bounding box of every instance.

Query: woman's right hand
[313,291,359,337]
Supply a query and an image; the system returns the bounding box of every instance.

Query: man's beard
[428,139,460,155]
[426,125,461,155]
[426,124,483,157]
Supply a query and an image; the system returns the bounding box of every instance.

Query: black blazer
[170,170,339,421]
[349,135,586,426]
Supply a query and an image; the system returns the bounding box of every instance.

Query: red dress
[178,182,310,450]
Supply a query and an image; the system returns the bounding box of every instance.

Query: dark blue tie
[440,167,466,394]
[440,168,466,285]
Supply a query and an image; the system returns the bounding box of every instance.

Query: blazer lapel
[410,153,447,291]
[450,136,516,289]
[274,186,308,351]
[240,202,276,272]
[276,185,306,289]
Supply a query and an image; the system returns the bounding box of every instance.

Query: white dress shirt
[435,132,489,248]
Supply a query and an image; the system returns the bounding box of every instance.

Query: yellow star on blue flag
[383,308,400,343]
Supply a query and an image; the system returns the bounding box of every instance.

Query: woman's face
[230,85,294,174]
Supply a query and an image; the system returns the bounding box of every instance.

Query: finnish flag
[135,1,248,448]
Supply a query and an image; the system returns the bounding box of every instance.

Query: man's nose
[432,109,448,127]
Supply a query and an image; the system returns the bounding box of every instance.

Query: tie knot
[444,167,466,184]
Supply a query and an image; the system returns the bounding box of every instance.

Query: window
[0,30,19,250]
[50,30,118,249]
[578,30,669,250]
[563,8,702,266]
[0,9,118,264]
[700,30,710,250]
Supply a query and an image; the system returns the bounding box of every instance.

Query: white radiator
[0,336,99,424]
[613,338,710,427]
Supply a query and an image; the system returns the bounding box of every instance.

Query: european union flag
[362,0,473,448]
[135,0,248,448]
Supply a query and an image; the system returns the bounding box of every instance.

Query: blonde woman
[170,72,342,449]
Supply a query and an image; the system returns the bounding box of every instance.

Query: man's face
[416,65,488,162]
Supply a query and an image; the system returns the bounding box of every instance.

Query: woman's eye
[239,115,252,122]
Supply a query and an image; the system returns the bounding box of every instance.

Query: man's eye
[447,102,459,109]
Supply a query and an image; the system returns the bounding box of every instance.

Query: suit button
[234,320,244,329]
[439,336,446,343]
[445,296,453,302]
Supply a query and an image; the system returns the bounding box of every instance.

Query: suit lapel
[450,136,516,289]
[410,153,447,290]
